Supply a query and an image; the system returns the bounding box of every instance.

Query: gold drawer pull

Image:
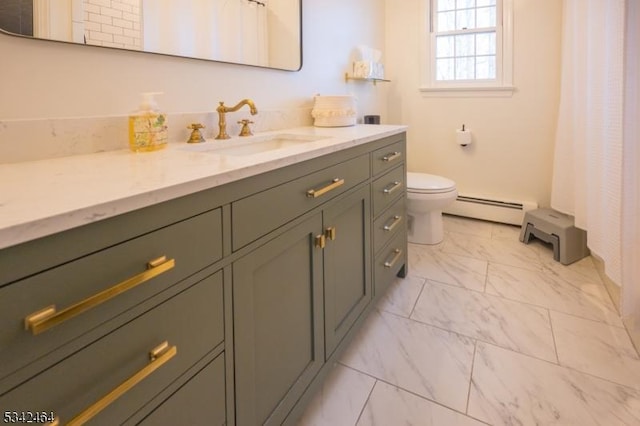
[307,178,345,198]
[382,151,401,162]
[325,226,337,241]
[63,341,177,426]
[383,215,403,232]
[315,234,326,249]
[25,256,175,335]
[383,181,402,195]
[384,249,403,268]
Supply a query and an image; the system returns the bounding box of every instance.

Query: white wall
[0,0,387,124]
[385,0,562,206]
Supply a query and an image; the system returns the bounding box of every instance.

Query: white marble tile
[491,222,522,241]
[376,275,426,318]
[551,312,640,390]
[441,231,544,271]
[339,309,475,412]
[297,364,375,426]
[443,214,493,238]
[540,255,604,286]
[357,381,486,426]
[486,263,623,327]
[409,243,488,291]
[412,281,557,362]
[468,342,640,426]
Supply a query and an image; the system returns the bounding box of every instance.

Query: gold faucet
[215,99,258,139]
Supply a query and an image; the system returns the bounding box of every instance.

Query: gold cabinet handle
[383,215,403,232]
[315,234,326,249]
[324,226,337,241]
[382,151,401,162]
[383,181,402,195]
[384,249,403,268]
[61,341,177,426]
[306,178,345,198]
[25,256,175,335]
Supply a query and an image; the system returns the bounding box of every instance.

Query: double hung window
[425,0,513,93]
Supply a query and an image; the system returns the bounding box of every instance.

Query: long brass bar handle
[306,178,345,198]
[25,256,175,335]
[382,151,401,162]
[383,181,402,195]
[384,249,403,268]
[64,342,177,426]
[383,215,403,232]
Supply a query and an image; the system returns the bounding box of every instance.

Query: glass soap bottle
[128,92,168,152]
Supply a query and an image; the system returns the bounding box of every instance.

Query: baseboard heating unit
[443,195,538,226]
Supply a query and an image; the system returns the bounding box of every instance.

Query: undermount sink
[182,133,330,157]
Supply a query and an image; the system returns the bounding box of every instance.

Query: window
[422,0,513,94]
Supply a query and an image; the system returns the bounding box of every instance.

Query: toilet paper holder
[457,124,472,147]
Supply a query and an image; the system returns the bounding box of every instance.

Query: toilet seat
[407,172,456,194]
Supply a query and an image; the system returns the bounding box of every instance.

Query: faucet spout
[216,99,258,139]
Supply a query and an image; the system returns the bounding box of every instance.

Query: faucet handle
[186,123,206,143]
[238,119,254,137]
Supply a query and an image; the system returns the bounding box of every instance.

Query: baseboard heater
[443,194,538,226]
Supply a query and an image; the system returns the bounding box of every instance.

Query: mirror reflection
[0,0,302,71]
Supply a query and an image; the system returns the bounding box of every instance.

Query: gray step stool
[519,208,589,265]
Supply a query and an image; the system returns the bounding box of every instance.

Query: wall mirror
[0,0,302,71]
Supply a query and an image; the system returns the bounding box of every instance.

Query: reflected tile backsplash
[0,107,313,164]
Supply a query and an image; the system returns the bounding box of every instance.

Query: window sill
[419,85,516,98]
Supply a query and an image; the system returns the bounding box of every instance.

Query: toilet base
[408,211,445,245]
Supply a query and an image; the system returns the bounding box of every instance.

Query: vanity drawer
[374,231,407,297]
[373,197,407,255]
[138,353,226,426]
[0,271,224,425]
[0,208,222,384]
[232,154,370,250]
[372,139,405,177]
[372,165,405,217]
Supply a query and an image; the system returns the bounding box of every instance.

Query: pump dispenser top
[128,92,168,152]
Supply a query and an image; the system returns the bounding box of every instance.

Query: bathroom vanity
[0,125,407,425]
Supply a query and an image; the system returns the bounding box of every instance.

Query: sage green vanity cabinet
[323,184,372,359]
[233,184,372,426]
[233,214,325,426]
[0,130,408,426]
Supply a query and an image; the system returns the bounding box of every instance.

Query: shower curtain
[551,0,639,333]
[622,0,640,343]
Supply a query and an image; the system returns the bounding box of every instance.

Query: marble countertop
[0,124,407,250]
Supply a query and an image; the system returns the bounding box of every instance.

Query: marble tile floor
[298,215,640,426]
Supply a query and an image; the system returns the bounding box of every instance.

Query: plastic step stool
[519,208,589,265]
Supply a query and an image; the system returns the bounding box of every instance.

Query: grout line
[407,277,428,319]
[481,283,623,329]
[465,340,478,415]
[547,308,561,364]
[478,341,640,391]
[338,362,491,425]
[406,312,559,365]
[354,379,377,426]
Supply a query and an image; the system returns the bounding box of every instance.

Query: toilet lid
[407,172,456,193]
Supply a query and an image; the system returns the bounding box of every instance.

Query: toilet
[406,172,458,245]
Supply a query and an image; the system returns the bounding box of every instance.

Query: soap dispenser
[128,92,168,152]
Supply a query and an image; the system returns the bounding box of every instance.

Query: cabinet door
[323,185,372,359]
[233,215,324,426]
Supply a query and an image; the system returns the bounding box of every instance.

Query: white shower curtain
[552,0,640,335]
[551,0,625,284]
[622,0,640,337]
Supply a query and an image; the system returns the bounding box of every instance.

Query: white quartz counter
[0,124,406,250]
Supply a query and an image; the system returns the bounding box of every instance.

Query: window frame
[421,0,514,96]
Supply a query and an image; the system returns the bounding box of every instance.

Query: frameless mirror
[0,0,302,71]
